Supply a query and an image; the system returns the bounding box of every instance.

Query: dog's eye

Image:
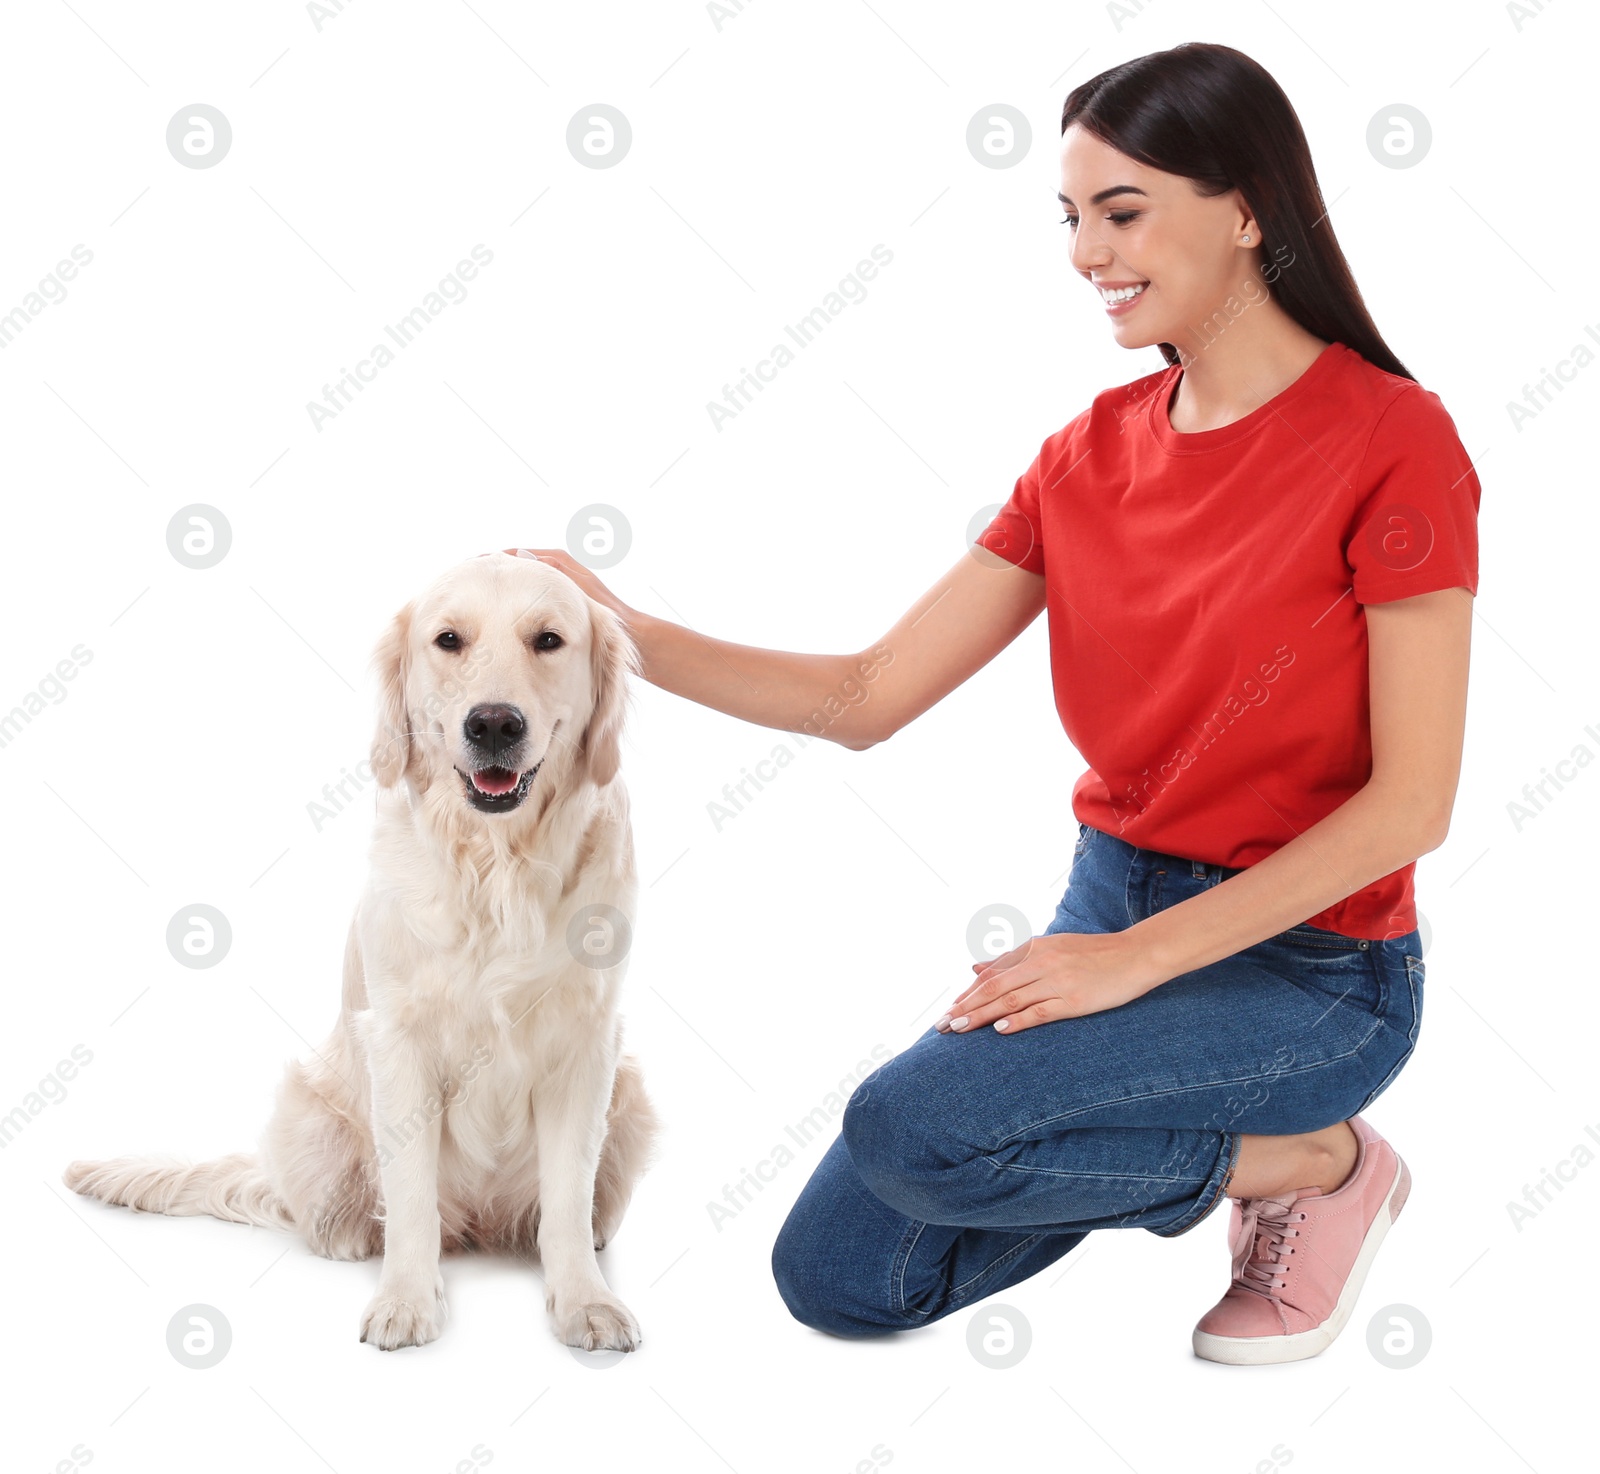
[533,631,563,652]
[435,631,462,650]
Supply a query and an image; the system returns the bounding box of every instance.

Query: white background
[2,2,1593,1471]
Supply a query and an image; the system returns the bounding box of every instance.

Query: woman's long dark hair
[1062,42,1413,382]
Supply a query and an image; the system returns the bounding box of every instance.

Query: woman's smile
[1096,280,1150,314]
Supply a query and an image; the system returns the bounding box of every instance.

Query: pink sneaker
[1192,1115,1411,1365]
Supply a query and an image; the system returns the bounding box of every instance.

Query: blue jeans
[770,821,1425,1336]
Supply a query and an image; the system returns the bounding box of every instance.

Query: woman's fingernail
[994,1019,1010,1031]
[949,1015,968,1030]
[934,1014,951,1030]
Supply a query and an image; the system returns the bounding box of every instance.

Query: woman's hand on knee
[936,931,1161,1035]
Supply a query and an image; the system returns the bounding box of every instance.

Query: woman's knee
[770,1217,882,1337]
[769,1177,917,1338]
[768,1215,835,1332]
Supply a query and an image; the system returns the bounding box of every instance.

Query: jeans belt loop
[1190,858,1207,880]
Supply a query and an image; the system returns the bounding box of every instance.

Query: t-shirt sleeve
[976,425,1073,576]
[976,443,1046,574]
[1346,385,1481,604]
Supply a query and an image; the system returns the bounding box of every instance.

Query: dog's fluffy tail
[63,1152,296,1231]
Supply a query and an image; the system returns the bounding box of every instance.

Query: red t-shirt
[978,339,1480,940]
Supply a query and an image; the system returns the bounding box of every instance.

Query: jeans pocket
[1353,962,1422,1114]
[1259,926,1387,1021]
[1397,952,1425,1036]
[1274,922,1375,954]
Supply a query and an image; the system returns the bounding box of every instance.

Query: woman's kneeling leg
[770,1132,1087,1337]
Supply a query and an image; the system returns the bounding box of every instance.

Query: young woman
[510,41,1479,1365]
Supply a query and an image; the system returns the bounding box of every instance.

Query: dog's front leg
[359,1024,447,1350]
[537,1054,642,1352]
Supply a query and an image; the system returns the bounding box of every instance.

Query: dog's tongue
[471,766,520,795]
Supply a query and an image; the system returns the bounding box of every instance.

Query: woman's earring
[1242,234,1251,243]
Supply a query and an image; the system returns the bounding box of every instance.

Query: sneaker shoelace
[1233,1194,1308,1302]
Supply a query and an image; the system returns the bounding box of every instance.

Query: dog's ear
[369,599,417,789]
[579,600,639,789]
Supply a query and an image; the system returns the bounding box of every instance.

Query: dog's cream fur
[65,553,661,1352]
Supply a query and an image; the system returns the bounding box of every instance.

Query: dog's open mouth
[459,762,541,813]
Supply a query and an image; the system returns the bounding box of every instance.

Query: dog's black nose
[464,704,525,752]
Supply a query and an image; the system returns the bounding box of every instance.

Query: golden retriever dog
[65,552,661,1352]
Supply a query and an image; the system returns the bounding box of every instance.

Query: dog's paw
[552,1295,642,1353]
[359,1282,445,1350]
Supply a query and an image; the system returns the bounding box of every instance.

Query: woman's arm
[941,584,1474,1033]
[508,546,1047,751]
